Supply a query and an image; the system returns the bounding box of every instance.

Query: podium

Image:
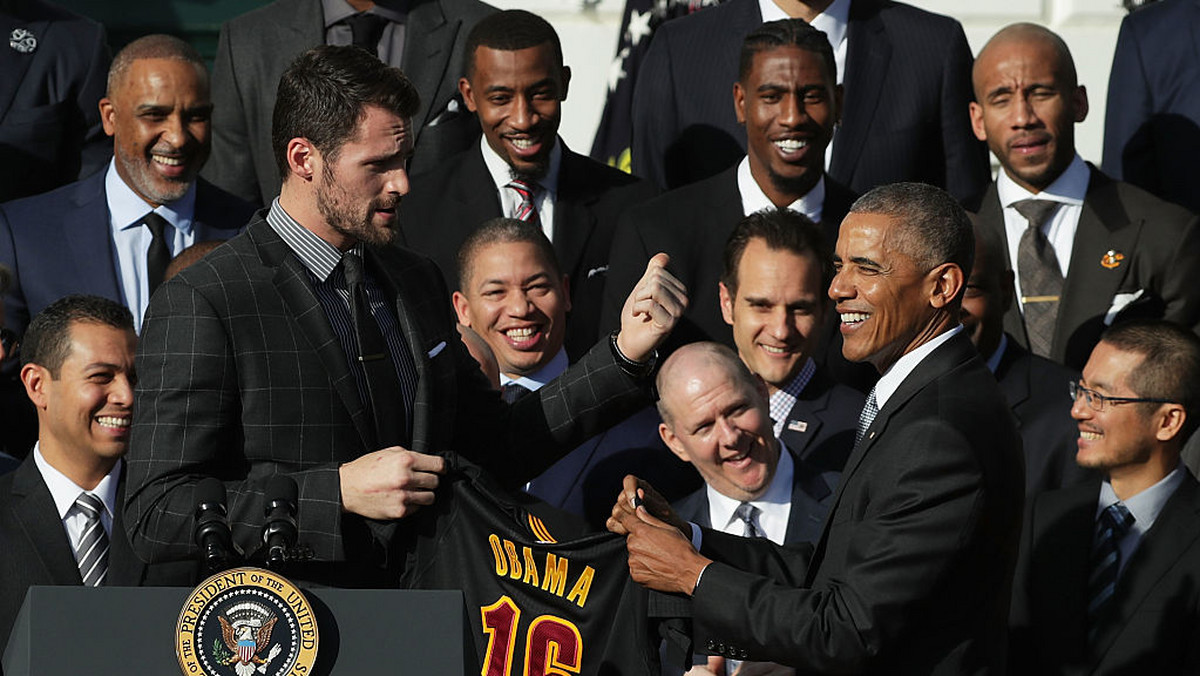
[3,586,471,675]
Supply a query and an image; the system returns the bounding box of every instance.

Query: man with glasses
[1010,319,1200,674]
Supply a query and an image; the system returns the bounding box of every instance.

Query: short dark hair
[722,208,832,298]
[456,218,562,292]
[108,34,206,96]
[739,18,836,85]
[1101,319,1200,440]
[272,45,420,179]
[850,182,974,293]
[464,10,563,81]
[22,295,134,376]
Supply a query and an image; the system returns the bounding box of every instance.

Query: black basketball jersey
[400,456,660,676]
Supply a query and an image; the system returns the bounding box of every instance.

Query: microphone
[262,475,299,569]
[194,477,235,574]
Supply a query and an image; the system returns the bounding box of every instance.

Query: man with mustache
[401,9,657,360]
[124,46,686,587]
[0,34,253,338]
[969,23,1200,372]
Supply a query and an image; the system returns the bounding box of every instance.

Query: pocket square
[1104,289,1145,326]
[586,266,609,279]
[427,98,461,127]
[427,340,447,358]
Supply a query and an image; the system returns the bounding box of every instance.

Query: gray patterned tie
[74,492,109,587]
[1013,199,1064,358]
[734,502,764,538]
[855,388,879,447]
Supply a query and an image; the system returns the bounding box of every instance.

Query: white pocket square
[1104,289,1145,326]
[427,341,447,358]
[587,266,609,279]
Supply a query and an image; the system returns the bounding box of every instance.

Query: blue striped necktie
[1087,501,1134,642]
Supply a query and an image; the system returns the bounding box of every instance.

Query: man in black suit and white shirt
[0,296,192,651]
[401,10,657,360]
[969,23,1200,372]
[125,46,687,587]
[1010,320,1200,674]
[610,182,1024,673]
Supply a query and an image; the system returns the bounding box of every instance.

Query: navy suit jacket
[1010,474,1200,674]
[1102,0,1200,214]
[674,367,862,547]
[0,456,195,651]
[0,0,110,203]
[629,0,989,205]
[0,171,253,338]
[399,143,658,360]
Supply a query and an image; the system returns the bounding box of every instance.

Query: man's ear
[1155,404,1187,443]
[969,101,987,142]
[20,363,49,410]
[733,82,747,125]
[560,65,571,101]
[459,77,478,113]
[719,282,734,326]
[659,422,691,464]
[928,263,965,309]
[285,138,317,182]
[99,98,117,137]
[452,291,472,326]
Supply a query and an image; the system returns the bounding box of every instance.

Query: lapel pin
[787,420,808,433]
[9,28,36,54]
[1100,250,1124,269]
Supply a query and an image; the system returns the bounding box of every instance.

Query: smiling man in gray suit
[203,0,496,206]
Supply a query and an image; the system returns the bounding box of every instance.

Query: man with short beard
[124,45,687,587]
[0,34,253,338]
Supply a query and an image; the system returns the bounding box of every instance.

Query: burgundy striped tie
[506,178,542,228]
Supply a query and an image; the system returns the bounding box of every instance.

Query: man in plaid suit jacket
[123,46,686,586]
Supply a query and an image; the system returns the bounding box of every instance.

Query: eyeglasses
[0,328,16,356]
[1068,381,1176,412]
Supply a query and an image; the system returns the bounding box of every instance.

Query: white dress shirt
[480,135,563,242]
[706,445,795,545]
[32,442,121,552]
[873,325,963,410]
[737,155,826,223]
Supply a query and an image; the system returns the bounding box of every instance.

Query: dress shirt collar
[499,348,568,392]
[809,0,850,54]
[873,325,963,410]
[769,357,816,437]
[997,153,1089,208]
[322,0,407,27]
[984,332,1009,374]
[480,134,563,197]
[708,441,795,543]
[105,158,196,235]
[33,442,122,522]
[737,155,825,222]
[1097,461,1188,535]
[266,198,363,282]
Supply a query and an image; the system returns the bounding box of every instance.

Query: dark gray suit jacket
[202,0,496,206]
[124,215,653,586]
[0,456,194,651]
[629,0,989,205]
[0,0,110,203]
[690,333,1025,673]
[399,143,658,360]
[974,167,1200,371]
[1010,474,1200,674]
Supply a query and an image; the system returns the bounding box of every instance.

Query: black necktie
[1013,199,1064,358]
[501,382,532,404]
[342,253,405,448]
[344,12,388,54]
[144,212,171,295]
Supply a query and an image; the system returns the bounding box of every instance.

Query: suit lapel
[457,147,505,228]
[64,173,123,303]
[9,459,83,585]
[553,149,601,281]
[404,1,459,135]
[0,13,47,124]
[253,222,375,448]
[1032,485,1096,655]
[830,1,889,181]
[1092,476,1200,666]
[994,340,1032,425]
[977,183,1034,350]
[1053,168,1138,357]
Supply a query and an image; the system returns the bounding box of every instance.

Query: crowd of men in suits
[1,0,1199,673]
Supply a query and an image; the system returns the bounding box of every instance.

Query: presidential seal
[176,567,318,676]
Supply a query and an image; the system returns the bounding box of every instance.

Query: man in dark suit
[604,19,856,353]
[202,0,496,206]
[124,46,687,587]
[453,218,697,528]
[630,0,989,205]
[0,296,192,651]
[610,182,1025,673]
[969,23,1200,372]
[963,221,1089,501]
[1010,319,1200,674]
[401,10,657,360]
[1102,0,1200,214]
[0,0,111,203]
[673,209,861,548]
[0,34,252,338]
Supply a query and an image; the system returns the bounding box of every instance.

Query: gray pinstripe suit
[123,214,651,585]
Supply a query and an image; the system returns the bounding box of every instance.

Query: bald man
[968,23,1200,371]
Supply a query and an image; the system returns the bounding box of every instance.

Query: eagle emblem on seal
[215,602,283,676]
